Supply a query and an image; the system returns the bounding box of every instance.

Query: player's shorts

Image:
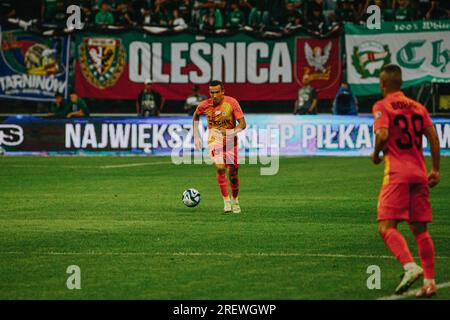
[208,142,239,168]
[377,183,432,223]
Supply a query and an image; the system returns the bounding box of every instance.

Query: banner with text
[1,115,449,156]
[0,28,70,102]
[345,20,450,96]
[74,32,341,102]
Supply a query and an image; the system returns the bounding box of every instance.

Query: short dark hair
[380,64,403,88]
[209,80,224,90]
[55,93,63,98]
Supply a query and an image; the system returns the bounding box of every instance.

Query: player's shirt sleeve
[373,102,389,131]
[231,98,244,120]
[196,100,206,115]
[421,106,433,129]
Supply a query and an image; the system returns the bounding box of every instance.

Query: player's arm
[293,99,298,114]
[192,108,202,150]
[308,98,318,113]
[371,128,389,165]
[371,103,389,165]
[67,109,85,118]
[234,117,247,134]
[424,125,440,188]
[308,89,318,114]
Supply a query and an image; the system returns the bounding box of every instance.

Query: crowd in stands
[1,0,449,37]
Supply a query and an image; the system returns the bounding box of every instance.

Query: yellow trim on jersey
[383,155,390,186]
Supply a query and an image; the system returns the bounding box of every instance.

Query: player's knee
[409,222,427,236]
[216,167,226,175]
[378,223,395,237]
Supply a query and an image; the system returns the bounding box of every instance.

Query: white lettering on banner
[58,121,448,154]
[213,43,235,82]
[129,42,150,83]
[128,42,292,84]
[270,43,292,83]
[171,43,189,83]
[301,124,374,149]
[339,124,355,149]
[436,124,450,148]
[189,43,211,83]
[356,124,372,148]
[66,123,81,148]
[109,124,131,149]
[0,75,66,94]
[236,42,247,83]
[247,43,269,84]
[82,124,97,148]
[324,125,338,149]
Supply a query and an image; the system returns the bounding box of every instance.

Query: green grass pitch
[0,156,449,299]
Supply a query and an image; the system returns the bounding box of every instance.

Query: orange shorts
[208,143,239,168]
[377,183,432,222]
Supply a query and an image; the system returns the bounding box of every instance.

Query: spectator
[393,0,416,21]
[115,3,135,26]
[177,0,192,24]
[293,74,318,115]
[245,0,265,29]
[154,3,173,26]
[173,8,188,30]
[136,79,165,117]
[95,2,114,26]
[184,85,207,116]
[425,0,449,20]
[227,2,246,29]
[370,0,394,22]
[0,0,15,22]
[41,0,57,24]
[306,0,326,33]
[284,2,303,32]
[80,0,96,27]
[286,0,305,14]
[332,82,358,115]
[67,93,90,118]
[48,93,68,118]
[335,0,357,23]
[265,0,287,31]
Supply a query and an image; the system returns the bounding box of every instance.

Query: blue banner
[1,115,449,156]
[0,28,70,102]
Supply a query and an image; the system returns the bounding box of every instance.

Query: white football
[182,188,201,207]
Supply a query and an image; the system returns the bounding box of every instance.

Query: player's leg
[228,165,241,213]
[378,220,415,268]
[214,162,232,213]
[377,183,422,294]
[409,184,436,298]
[210,142,231,212]
[379,220,423,294]
[409,222,436,298]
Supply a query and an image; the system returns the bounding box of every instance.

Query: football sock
[230,176,240,200]
[415,231,435,279]
[216,173,229,199]
[424,278,435,285]
[381,228,414,266]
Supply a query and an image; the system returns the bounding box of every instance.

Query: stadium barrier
[1,115,449,156]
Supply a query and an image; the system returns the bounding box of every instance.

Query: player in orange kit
[371,64,441,297]
[193,80,246,213]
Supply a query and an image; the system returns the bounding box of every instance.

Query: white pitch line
[3,162,173,169]
[99,162,172,169]
[378,281,450,300]
[1,251,450,260]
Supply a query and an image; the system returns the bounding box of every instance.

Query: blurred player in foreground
[193,80,246,213]
[371,64,441,298]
